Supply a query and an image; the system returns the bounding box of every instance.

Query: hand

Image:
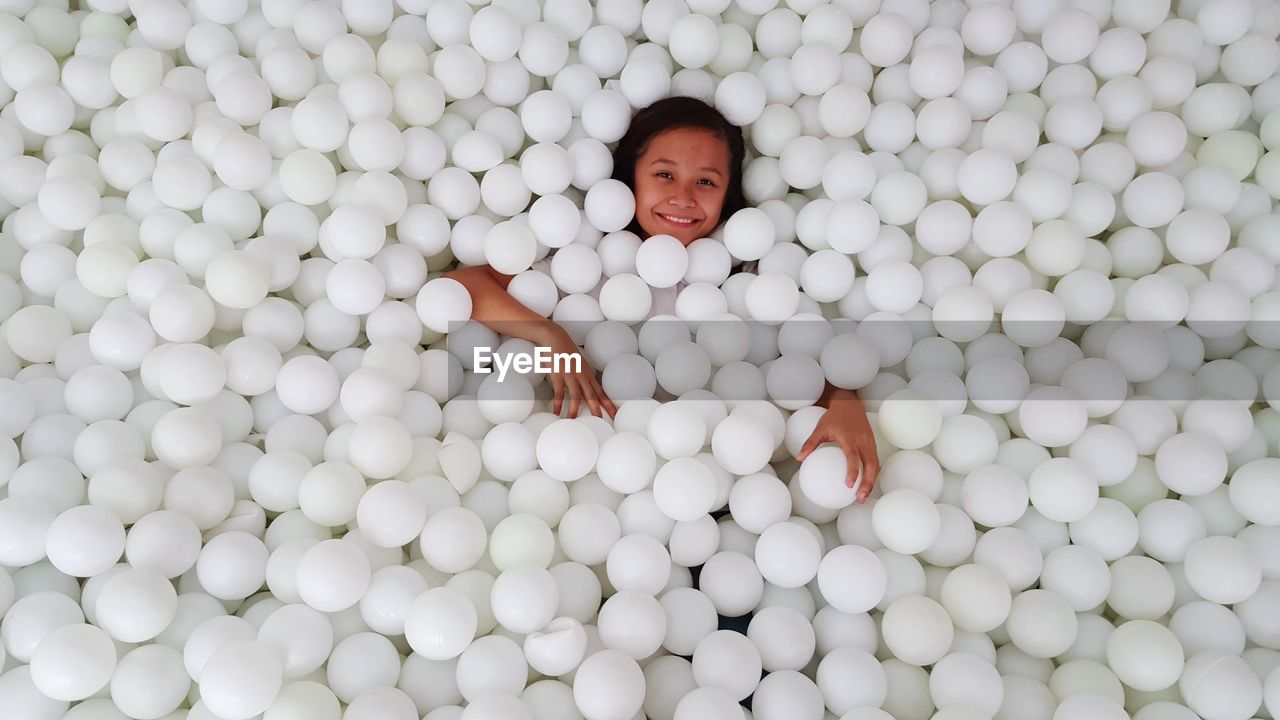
[545,329,617,420]
[795,393,879,504]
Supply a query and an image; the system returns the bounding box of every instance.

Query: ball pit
[2,1,1280,720]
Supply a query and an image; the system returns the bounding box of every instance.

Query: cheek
[632,185,658,211]
[704,192,727,216]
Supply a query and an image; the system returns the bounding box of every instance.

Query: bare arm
[441,264,563,347]
[440,263,617,418]
[815,380,861,410]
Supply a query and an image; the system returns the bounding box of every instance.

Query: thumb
[797,427,828,460]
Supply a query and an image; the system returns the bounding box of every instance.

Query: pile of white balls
[4,0,1280,719]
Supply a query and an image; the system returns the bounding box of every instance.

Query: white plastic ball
[872,489,942,555]
[1180,650,1264,720]
[881,595,955,667]
[1107,620,1185,693]
[754,521,822,589]
[573,650,646,720]
[404,587,478,662]
[29,623,117,702]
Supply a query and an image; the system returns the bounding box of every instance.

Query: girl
[445,96,879,503]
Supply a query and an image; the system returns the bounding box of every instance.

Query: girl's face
[632,126,731,247]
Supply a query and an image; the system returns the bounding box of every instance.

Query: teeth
[661,214,695,225]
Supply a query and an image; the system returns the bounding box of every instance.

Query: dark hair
[610,95,747,239]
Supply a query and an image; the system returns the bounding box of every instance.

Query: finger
[796,426,828,461]
[566,379,583,419]
[845,448,862,489]
[582,381,602,418]
[846,450,863,490]
[550,374,565,415]
[796,429,823,460]
[860,452,880,501]
[560,378,575,418]
[592,379,618,419]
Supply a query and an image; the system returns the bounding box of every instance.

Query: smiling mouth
[656,212,700,227]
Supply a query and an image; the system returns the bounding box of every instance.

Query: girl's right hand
[546,329,617,420]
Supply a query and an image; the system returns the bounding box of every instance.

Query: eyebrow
[650,158,725,177]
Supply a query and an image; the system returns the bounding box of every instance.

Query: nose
[670,183,696,208]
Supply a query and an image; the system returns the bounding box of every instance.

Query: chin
[677,225,710,244]
[644,228,696,246]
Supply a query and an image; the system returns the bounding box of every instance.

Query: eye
[699,178,716,186]
[655,172,672,179]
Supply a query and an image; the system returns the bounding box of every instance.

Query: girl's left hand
[795,394,879,504]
